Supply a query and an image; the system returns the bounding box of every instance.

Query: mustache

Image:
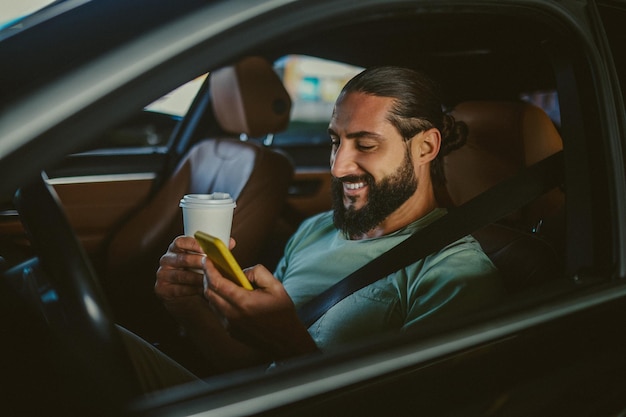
[333,174,374,185]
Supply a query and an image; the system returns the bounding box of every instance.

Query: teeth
[345,182,365,190]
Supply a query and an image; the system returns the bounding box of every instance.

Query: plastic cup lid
[179,193,236,208]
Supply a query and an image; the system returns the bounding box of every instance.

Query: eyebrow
[327,128,386,140]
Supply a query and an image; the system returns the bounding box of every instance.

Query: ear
[414,128,441,163]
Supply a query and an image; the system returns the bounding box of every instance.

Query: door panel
[50,174,156,255]
[0,175,155,264]
[1,148,168,267]
[40,111,176,259]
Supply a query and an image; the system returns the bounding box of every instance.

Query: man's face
[328,92,419,238]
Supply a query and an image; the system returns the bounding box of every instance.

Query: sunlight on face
[329,92,419,238]
[332,143,417,239]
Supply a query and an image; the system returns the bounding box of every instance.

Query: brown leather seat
[102,57,294,351]
[444,100,564,229]
[442,100,565,291]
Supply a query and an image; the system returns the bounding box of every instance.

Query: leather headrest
[443,100,564,226]
[451,100,562,168]
[210,56,292,137]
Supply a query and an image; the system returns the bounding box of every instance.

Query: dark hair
[339,66,467,187]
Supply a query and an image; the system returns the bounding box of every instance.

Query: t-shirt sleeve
[402,239,504,331]
[274,253,288,282]
[273,232,295,282]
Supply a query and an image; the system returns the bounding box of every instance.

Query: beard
[332,151,418,238]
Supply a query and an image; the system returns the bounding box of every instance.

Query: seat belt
[297,151,564,328]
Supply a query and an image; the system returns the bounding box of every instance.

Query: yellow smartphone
[194,231,253,290]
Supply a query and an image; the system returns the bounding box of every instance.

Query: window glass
[520,90,561,126]
[271,56,563,146]
[88,74,207,149]
[144,74,207,118]
[271,55,363,147]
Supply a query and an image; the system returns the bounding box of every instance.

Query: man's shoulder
[446,234,485,252]
[426,234,498,274]
[298,210,335,231]
[286,210,336,248]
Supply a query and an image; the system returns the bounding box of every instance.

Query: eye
[356,141,376,151]
[330,136,340,148]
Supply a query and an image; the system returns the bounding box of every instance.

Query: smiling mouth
[344,182,366,191]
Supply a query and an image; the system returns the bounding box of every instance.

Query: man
[155,66,504,374]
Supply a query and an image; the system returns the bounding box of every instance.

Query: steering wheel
[13,172,140,409]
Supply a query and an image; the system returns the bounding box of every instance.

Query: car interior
[1,1,617,413]
[99,57,295,360]
[445,100,565,291]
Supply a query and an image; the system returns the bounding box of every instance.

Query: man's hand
[155,236,205,303]
[156,235,240,302]
[203,260,319,360]
[155,236,265,372]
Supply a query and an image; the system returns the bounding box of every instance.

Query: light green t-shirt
[274,208,504,351]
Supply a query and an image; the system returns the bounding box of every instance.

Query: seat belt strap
[297,151,564,328]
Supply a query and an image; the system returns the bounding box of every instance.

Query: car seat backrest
[102,57,294,340]
[444,100,564,229]
[210,56,291,137]
[442,100,565,292]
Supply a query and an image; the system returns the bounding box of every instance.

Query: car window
[520,90,561,126]
[81,75,207,150]
[269,55,563,166]
[274,55,363,144]
[144,74,207,118]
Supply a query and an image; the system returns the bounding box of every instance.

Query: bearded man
[154,67,503,375]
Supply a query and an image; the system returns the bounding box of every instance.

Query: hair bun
[440,114,468,156]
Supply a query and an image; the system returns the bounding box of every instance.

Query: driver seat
[102,57,294,354]
[442,100,565,292]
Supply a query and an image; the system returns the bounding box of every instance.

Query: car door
[0,76,206,268]
[46,110,173,257]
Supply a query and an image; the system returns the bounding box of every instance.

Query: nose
[330,141,359,178]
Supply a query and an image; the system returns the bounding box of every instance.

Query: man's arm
[203,261,319,361]
[403,241,504,331]
[155,236,268,372]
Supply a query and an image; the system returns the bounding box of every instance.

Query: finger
[203,279,244,322]
[244,264,278,289]
[229,237,237,250]
[160,249,205,270]
[165,267,204,286]
[155,268,204,299]
[204,286,237,319]
[203,258,245,299]
[155,267,204,293]
[171,235,203,254]
[157,281,204,299]
[202,259,250,311]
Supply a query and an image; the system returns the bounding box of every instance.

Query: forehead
[329,92,396,133]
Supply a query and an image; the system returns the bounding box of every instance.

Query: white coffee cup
[179,193,236,245]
